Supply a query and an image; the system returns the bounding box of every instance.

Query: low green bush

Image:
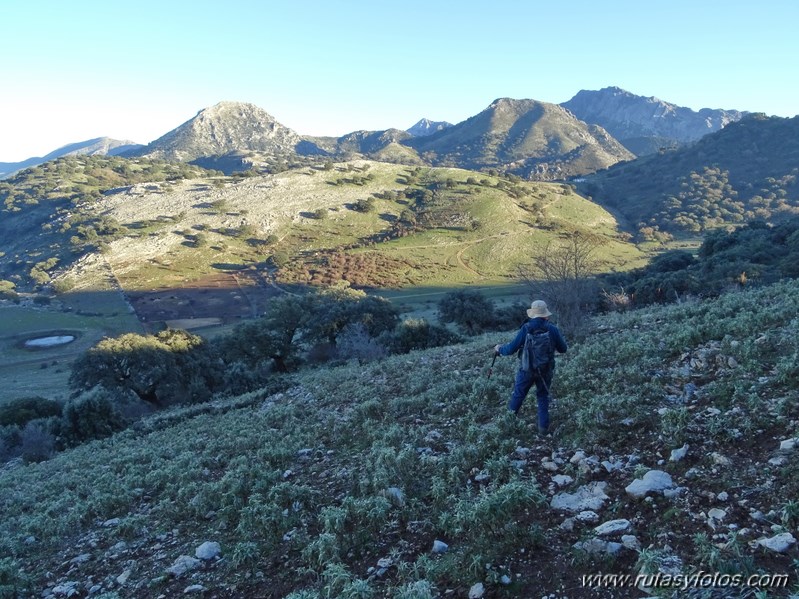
[60,387,126,446]
[0,397,61,427]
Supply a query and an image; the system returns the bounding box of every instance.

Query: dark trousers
[508,366,554,431]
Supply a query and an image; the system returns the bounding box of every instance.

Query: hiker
[493,300,567,433]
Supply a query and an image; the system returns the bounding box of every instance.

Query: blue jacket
[498,317,568,358]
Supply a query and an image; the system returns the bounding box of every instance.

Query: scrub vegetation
[2,275,799,597]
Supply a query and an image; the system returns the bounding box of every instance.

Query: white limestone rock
[625,470,675,499]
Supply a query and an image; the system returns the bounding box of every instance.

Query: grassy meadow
[0,298,141,402]
[79,162,645,292]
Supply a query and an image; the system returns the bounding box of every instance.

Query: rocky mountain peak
[562,87,748,155]
[130,101,303,163]
[195,101,275,121]
[487,97,539,112]
[406,118,452,137]
[406,97,633,179]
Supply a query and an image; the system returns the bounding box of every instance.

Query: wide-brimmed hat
[527,300,552,318]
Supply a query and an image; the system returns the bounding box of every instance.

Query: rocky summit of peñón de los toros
[126,101,314,164]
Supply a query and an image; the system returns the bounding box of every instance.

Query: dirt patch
[126,271,281,330]
[164,317,222,330]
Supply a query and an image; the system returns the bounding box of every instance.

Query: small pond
[24,335,76,348]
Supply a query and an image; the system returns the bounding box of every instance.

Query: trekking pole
[487,351,498,379]
[534,367,551,396]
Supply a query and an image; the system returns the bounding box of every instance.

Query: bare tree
[518,231,607,338]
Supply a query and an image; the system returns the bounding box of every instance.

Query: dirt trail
[455,245,483,277]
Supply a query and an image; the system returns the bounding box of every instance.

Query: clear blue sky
[2,0,797,162]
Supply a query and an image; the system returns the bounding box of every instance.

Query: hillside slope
[88,162,637,291]
[0,156,215,293]
[579,114,799,235]
[1,158,641,320]
[0,137,141,179]
[2,279,798,597]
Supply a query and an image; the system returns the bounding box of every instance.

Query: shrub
[19,418,57,462]
[0,279,17,301]
[219,360,273,396]
[210,199,229,213]
[271,251,291,268]
[51,278,76,293]
[353,198,376,213]
[437,289,495,334]
[0,396,61,427]
[0,425,21,462]
[647,249,697,273]
[491,302,528,331]
[393,581,437,599]
[380,318,463,354]
[336,323,387,363]
[60,387,126,446]
[0,557,31,597]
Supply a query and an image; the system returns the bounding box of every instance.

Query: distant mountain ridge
[0,137,141,178]
[561,86,748,155]
[312,128,413,155]
[3,87,755,180]
[129,98,633,179]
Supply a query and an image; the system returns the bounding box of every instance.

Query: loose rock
[757,532,796,553]
[195,541,221,561]
[551,482,610,512]
[625,470,675,499]
[184,584,206,594]
[779,438,798,452]
[670,444,689,462]
[552,474,573,487]
[594,519,631,536]
[167,555,201,577]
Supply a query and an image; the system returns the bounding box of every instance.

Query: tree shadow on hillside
[103,186,131,196]
[211,263,249,272]
[125,221,152,230]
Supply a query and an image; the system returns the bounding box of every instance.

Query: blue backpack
[521,324,554,373]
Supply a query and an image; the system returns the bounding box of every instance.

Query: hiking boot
[538,425,550,435]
